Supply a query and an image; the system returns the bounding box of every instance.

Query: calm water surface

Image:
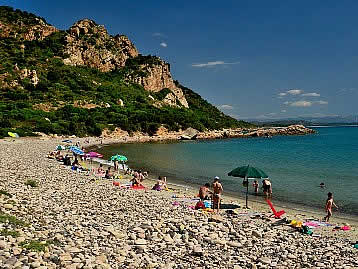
[96,126,358,215]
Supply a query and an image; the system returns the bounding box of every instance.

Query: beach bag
[195,201,205,210]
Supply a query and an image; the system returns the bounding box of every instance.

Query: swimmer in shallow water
[319,182,325,188]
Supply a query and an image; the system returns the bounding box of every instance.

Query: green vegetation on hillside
[0,6,253,138]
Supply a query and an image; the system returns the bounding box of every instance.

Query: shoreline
[0,137,357,268]
[85,137,358,228]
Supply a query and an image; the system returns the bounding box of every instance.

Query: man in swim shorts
[212,176,223,213]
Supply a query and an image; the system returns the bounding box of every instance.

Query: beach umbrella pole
[245,176,248,208]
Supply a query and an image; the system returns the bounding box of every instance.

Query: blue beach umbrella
[69,146,84,155]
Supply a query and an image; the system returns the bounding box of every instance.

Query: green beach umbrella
[110,154,128,162]
[228,165,269,208]
[56,145,66,150]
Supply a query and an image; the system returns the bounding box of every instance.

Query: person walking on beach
[323,192,338,222]
[212,176,223,213]
[253,180,259,195]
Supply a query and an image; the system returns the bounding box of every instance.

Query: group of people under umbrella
[51,140,128,177]
[197,165,272,212]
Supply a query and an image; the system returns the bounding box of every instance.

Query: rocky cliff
[0,7,57,41]
[60,19,188,107]
[63,19,138,72]
[125,60,189,108]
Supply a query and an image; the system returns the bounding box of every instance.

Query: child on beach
[253,180,259,195]
[323,192,338,222]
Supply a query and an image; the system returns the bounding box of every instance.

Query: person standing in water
[212,176,223,213]
[323,192,338,222]
[253,180,259,195]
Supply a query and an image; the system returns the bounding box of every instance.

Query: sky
[3,0,358,119]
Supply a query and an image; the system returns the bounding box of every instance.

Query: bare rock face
[63,19,138,72]
[127,61,189,108]
[0,18,57,41]
[19,68,39,85]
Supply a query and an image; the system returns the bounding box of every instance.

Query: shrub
[0,190,12,197]
[20,240,50,252]
[0,229,19,237]
[25,179,38,187]
[0,214,26,226]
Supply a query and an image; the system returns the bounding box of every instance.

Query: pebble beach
[0,137,357,269]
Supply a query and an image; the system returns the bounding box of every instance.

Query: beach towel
[131,185,146,190]
[303,221,333,229]
[195,201,205,210]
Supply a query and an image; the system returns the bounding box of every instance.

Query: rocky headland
[96,125,316,142]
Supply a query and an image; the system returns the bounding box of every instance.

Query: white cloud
[287,89,303,95]
[160,42,167,48]
[302,92,320,97]
[290,101,313,107]
[267,112,277,116]
[277,89,303,98]
[218,104,234,110]
[284,100,328,107]
[281,109,287,113]
[191,61,240,68]
[153,32,165,37]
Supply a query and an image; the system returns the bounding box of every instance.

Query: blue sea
[96,126,358,216]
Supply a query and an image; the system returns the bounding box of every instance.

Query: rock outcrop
[0,17,57,41]
[63,19,138,72]
[19,68,39,85]
[127,61,189,108]
[197,125,315,139]
[62,19,189,108]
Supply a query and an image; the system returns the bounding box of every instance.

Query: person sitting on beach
[105,167,113,179]
[199,183,212,201]
[131,175,141,186]
[97,164,105,175]
[212,176,223,213]
[253,180,259,195]
[47,151,56,159]
[162,176,167,189]
[71,159,81,171]
[138,170,145,182]
[152,176,163,191]
[323,192,338,222]
[63,154,71,166]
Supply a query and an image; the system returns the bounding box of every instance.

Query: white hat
[214,176,220,180]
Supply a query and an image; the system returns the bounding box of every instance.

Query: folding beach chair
[266,199,285,218]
